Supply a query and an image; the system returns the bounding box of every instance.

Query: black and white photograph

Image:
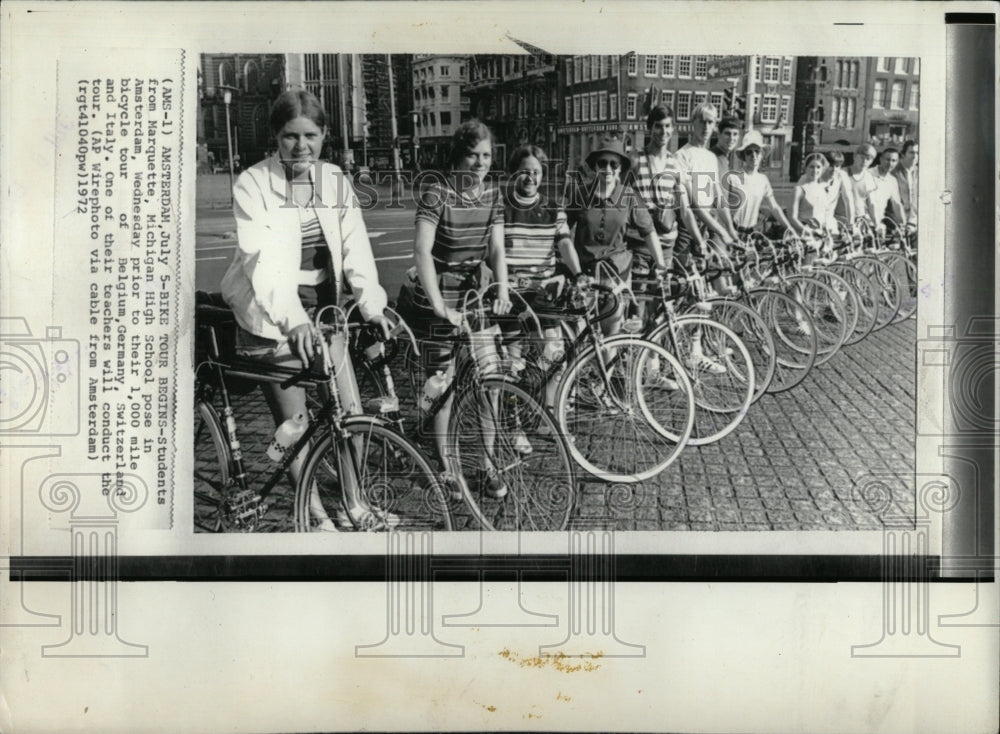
[193,51,921,534]
[1,2,996,733]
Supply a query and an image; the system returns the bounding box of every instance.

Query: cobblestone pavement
[193,319,916,533]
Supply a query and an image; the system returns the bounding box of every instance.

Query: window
[441,85,449,99]
[710,91,723,111]
[755,57,762,81]
[678,55,692,78]
[590,92,598,118]
[218,61,233,88]
[847,97,856,126]
[849,61,859,88]
[694,91,708,108]
[879,56,891,72]
[459,65,465,78]
[836,60,844,87]
[582,56,591,82]
[662,55,674,76]
[582,94,589,122]
[627,54,637,76]
[909,82,919,110]
[782,57,793,84]
[519,92,527,117]
[609,92,618,119]
[441,65,450,76]
[763,57,780,83]
[575,57,583,82]
[840,98,849,128]
[677,91,692,120]
[694,56,708,79]
[645,55,659,76]
[663,90,676,114]
[565,58,574,86]
[414,70,420,84]
[873,79,887,108]
[831,97,840,128]
[760,94,778,123]
[428,86,435,99]
[429,111,436,129]
[780,95,790,122]
[564,96,572,122]
[440,110,452,127]
[904,57,913,74]
[626,92,638,119]
[894,57,905,74]
[890,80,905,109]
[599,91,608,120]
[599,56,608,78]
[243,61,259,93]
[611,56,620,75]
[591,56,599,79]
[574,95,582,122]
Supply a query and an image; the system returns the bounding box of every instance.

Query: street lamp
[220,85,238,204]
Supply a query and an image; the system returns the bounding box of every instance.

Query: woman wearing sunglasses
[563,134,664,336]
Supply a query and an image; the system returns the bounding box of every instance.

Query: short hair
[691,102,719,122]
[881,146,900,158]
[901,139,918,156]
[646,104,675,129]
[738,145,763,161]
[507,144,548,174]
[718,117,741,134]
[269,90,327,135]
[856,144,877,158]
[449,119,492,169]
[828,150,845,167]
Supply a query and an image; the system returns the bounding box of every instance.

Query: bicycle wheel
[852,256,902,330]
[782,275,848,365]
[554,336,695,483]
[694,297,777,402]
[448,377,576,531]
[648,316,755,445]
[827,263,879,344]
[746,288,818,393]
[809,269,860,345]
[295,417,453,532]
[194,400,230,532]
[879,251,917,322]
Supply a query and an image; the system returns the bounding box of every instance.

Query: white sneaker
[687,353,726,374]
[511,430,533,456]
[646,371,680,390]
[795,320,813,336]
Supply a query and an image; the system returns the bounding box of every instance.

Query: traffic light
[723,88,746,121]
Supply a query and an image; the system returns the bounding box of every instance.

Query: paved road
[194,173,915,532]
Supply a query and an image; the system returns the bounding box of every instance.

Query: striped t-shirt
[416,178,503,276]
[504,191,569,287]
[297,205,335,308]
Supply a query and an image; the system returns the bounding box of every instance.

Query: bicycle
[492,267,696,484]
[604,258,757,446]
[398,286,578,530]
[194,295,451,533]
[716,233,820,394]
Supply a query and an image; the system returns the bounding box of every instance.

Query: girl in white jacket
[221,90,390,530]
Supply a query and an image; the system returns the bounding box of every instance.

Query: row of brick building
[198,53,920,181]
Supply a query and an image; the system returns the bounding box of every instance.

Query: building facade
[865,56,920,147]
[284,53,366,168]
[360,55,415,170]
[198,54,286,170]
[412,55,469,169]
[555,55,795,180]
[792,56,869,177]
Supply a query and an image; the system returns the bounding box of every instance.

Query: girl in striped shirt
[503,145,579,408]
[409,120,512,495]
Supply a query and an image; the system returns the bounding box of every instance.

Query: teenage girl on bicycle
[405,120,512,496]
[501,144,579,408]
[221,90,392,531]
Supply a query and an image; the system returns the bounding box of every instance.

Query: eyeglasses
[595,158,621,170]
